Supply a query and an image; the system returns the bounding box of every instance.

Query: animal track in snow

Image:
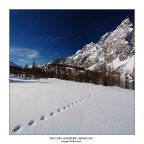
[74,101,77,105]
[28,120,35,126]
[40,115,46,120]
[12,125,21,132]
[57,109,61,112]
[70,103,74,107]
[63,106,66,109]
[12,86,100,134]
[50,112,55,116]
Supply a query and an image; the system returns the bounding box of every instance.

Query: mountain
[26,17,134,84]
[62,17,134,77]
[10,61,21,67]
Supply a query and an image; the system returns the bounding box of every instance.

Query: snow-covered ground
[10,78,134,135]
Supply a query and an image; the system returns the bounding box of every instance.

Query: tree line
[10,61,134,90]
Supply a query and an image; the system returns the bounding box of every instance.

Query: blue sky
[10,10,134,66]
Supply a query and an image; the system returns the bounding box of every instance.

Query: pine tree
[32,60,36,69]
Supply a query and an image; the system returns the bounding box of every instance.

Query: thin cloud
[52,33,73,42]
[52,22,101,43]
[19,58,31,62]
[10,47,40,59]
[34,22,100,44]
[28,53,39,59]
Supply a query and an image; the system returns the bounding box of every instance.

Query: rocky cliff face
[63,17,134,77]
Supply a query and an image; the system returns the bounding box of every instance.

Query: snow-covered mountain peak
[62,17,134,77]
[117,17,132,29]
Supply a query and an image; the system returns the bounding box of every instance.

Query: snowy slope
[10,77,38,82]
[10,78,134,135]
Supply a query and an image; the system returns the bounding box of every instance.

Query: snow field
[10,78,134,134]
